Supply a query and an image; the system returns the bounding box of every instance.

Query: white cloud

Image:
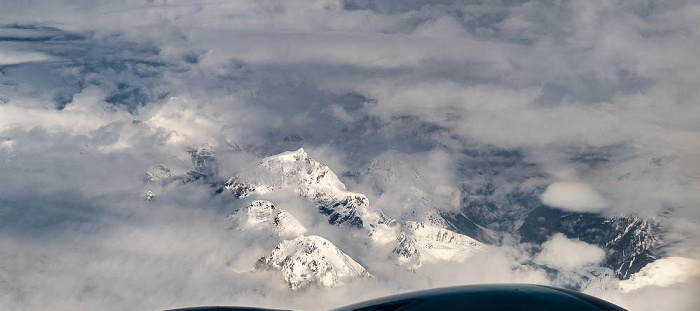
[412,16,467,39]
[541,182,609,212]
[0,50,52,66]
[0,0,699,310]
[144,96,220,146]
[588,273,700,311]
[535,233,606,270]
[619,257,700,292]
[0,87,119,134]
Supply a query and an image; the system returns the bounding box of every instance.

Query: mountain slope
[261,148,384,229]
[618,257,700,292]
[519,206,661,279]
[255,235,371,290]
[394,221,484,268]
[228,200,306,238]
[220,148,665,289]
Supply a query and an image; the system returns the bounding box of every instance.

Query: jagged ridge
[394,221,484,268]
[228,200,306,238]
[261,148,384,229]
[256,235,370,290]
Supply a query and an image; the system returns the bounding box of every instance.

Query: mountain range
[201,148,665,290]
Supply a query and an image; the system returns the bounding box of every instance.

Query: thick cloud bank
[0,1,699,311]
[535,233,606,270]
[541,182,608,212]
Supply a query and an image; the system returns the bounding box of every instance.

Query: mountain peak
[256,235,370,290]
[261,148,383,229]
[393,221,484,268]
[264,147,310,164]
[228,200,306,238]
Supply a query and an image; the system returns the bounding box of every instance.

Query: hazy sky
[0,1,699,310]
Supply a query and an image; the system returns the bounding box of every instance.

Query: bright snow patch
[394,221,484,268]
[256,235,370,290]
[261,148,383,228]
[618,257,700,292]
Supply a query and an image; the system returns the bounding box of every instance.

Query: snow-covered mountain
[261,148,385,229]
[227,200,306,238]
[216,149,488,289]
[144,147,220,184]
[518,206,661,280]
[255,235,371,290]
[618,256,700,292]
[359,152,456,223]
[219,148,399,244]
[220,178,273,198]
[393,221,484,268]
[215,148,665,290]
[419,147,666,280]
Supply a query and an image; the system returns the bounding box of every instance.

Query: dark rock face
[441,183,544,244]
[217,178,256,198]
[440,146,663,280]
[188,148,218,179]
[317,195,366,228]
[177,148,220,183]
[443,184,662,279]
[519,207,661,279]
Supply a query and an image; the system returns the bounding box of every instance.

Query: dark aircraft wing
[331,284,626,311]
[167,283,626,311]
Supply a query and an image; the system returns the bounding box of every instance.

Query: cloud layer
[0,1,699,310]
